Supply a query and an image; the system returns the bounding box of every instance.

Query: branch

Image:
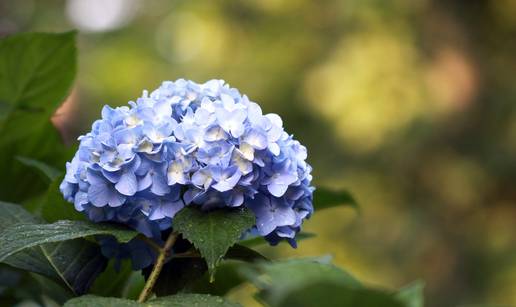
[137,231,178,303]
[171,249,201,258]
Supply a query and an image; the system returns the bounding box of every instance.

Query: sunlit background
[2,0,516,306]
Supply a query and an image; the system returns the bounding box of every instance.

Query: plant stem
[137,231,178,303]
[171,250,201,258]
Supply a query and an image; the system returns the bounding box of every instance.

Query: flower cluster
[60,79,314,252]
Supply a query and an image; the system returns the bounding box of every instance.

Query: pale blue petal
[244,129,268,150]
[137,172,153,191]
[151,172,171,196]
[267,183,289,197]
[115,172,138,196]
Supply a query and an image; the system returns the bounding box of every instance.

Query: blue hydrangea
[60,79,314,265]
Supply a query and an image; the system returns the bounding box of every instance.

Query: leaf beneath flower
[145,257,207,297]
[146,244,265,297]
[89,259,145,300]
[224,244,268,262]
[173,206,255,279]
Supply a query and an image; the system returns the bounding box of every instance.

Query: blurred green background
[1,0,516,306]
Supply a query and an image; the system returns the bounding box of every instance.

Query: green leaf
[188,262,248,296]
[148,245,264,297]
[0,29,74,115]
[40,175,86,222]
[64,295,140,307]
[122,271,146,300]
[146,257,207,297]
[239,231,316,248]
[89,259,146,300]
[241,258,408,307]
[278,283,405,307]
[0,220,138,261]
[0,264,24,304]
[92,259,145,299]
[3,239,107,296]
[0,201,41,228]
[176,245,266,297]
[241,258,361,299]
[396,281,425,307]
[0,202,107,295]
[173,206,255,278]
[0,31,76,141]
[0,266,72,306]
[16,156,61,182]
[30,273,75,305]
[225,244,268,262]
[64,294,241,307]
[149,293,241,307]
[89,260,133,298]
[314,188,359,211]
[0,31,77,202]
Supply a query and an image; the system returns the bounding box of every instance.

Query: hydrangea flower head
[60,79,314,254]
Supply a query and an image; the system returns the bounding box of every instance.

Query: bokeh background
[1,0,516,306]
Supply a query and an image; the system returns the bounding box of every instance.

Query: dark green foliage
[0,265,73,306]
[278,283,405,307]
[90,260,145,300]
[187,262,248,296]
[173,206,255,277]
[148,257,208,296]
[0,202,107,295]
[39,175,87,222]
[64,293,241,307]
[241,258,362,301]
[224,244,268,262]
[0,202,138,295]
[146,244,267,297]
[241,258,419,307]
[16,156,61,183]
[0,32,77,202]
[313,188,359,211]
[0,219,138,261]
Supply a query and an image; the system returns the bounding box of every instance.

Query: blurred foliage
[1,0,516,306]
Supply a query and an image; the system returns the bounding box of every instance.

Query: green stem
[137,231,178,303]
[171,250,200,258]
